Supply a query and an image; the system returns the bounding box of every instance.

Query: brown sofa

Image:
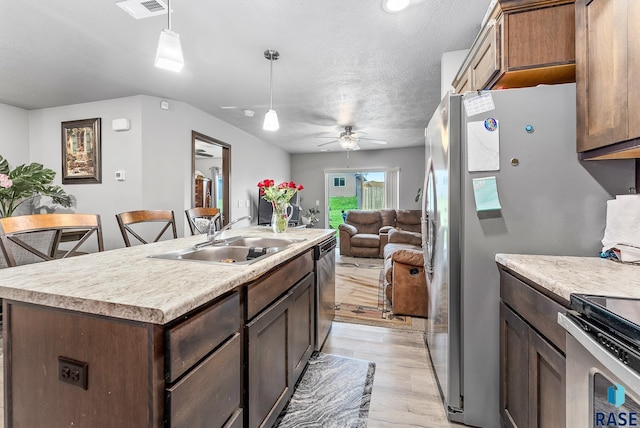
[382,228,428,318]
[338,209,421,258]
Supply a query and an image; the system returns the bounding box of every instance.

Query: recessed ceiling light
[382,0,410,12]
[243,109,255,117]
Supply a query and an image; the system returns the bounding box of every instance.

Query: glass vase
[271,202,293,233]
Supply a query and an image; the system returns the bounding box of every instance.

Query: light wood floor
[322,321,462,428]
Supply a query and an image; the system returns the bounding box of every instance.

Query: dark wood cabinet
[576,0,640,159]
[452,0,575,94]
[3,245,322,428]
[195,176,212,208]
[5,289,245,428]
[246,272,315,428]
[528,327,566,427]
[164,291,242,427]
[499,269,566,428]
[500,302,529,428]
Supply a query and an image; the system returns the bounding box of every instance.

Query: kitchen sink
[219,236,305,248]
[149,236,305,265]
[150,245,281,265]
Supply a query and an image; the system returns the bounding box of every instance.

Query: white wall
[441,49,469,97]
[28,97,145,250]
[0,103,30,166]
[291,146,425,228]
[16,96,290,250]
[138,97,291,232]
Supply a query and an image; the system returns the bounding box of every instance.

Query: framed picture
[61,118,101,184]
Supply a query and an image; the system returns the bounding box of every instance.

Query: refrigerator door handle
[422,157,436,275]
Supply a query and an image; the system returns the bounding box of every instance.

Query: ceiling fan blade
[359,138,388,144]
[353,144,361,151]
[317,140,339,147]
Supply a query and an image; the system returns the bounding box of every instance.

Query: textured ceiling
[0,0,491,154]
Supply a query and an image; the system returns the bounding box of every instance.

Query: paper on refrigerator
[472,176,501,212]
[467,119,500,172]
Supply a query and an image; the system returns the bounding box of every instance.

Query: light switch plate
[115,170,126,181]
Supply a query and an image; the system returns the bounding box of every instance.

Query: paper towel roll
[601,195,640,262]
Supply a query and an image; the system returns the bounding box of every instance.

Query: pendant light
[263,49,280,131]
[383,0,410,12]
[155,0,184,72]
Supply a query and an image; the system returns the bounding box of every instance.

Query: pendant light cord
[269,52,274,110]
[167,0,172,30]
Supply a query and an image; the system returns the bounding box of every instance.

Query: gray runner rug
[273,351,375,428]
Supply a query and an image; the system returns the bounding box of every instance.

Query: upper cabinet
[452,0,576,94]
[576,0,640,159]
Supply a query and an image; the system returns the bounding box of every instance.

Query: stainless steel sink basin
[149,236,305,265]
[220,236,304,248]
[150,245,281,265]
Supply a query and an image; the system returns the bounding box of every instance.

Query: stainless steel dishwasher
[314,235,336,351]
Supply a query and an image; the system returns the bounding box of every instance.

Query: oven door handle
[558,312,640,394]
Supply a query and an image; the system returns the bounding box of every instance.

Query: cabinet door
[453,67,472,95]
[528,328,566,428]
[627,0,640,140]
[576,0,628,151]
[471,17,501,90]
[247,293,291,428]
[288,273,315,381]
[500,302,529,428]
[504,3,574,71]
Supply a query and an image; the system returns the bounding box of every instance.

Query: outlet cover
[58,356,88,390]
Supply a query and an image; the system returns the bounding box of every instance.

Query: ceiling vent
[116,0,167,19]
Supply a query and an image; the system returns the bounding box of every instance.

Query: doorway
[191,131,231,226]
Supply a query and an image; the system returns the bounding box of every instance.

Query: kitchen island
[495,253,640,428]
[0,226,335,428]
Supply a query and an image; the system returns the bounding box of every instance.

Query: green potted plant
[301,207,320,228]
[0,155,73,217]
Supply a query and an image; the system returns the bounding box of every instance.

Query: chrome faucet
[195,215,252,248]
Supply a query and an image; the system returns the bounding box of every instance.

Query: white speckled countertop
[495,254,640,305]
[0,226,334,325]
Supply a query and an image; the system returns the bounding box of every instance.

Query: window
[325,168,399,230]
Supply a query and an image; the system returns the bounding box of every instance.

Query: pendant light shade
[263,50,280,131]
[155,0,184,72]
[155,29,184,72]
[263,109,279,131]
[383,0,410,12]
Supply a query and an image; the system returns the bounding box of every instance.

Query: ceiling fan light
[263,109,279,131]
[383,0,410,12]
[155,29,184,72]
[340,137,358,150]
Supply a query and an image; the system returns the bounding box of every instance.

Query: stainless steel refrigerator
[421,83,635,427]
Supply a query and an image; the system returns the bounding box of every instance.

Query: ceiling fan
[195,148,214,158]
[317,126,388,151]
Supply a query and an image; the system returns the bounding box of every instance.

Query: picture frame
[61,118,101,184]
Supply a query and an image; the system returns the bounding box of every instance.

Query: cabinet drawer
[499,269,566,353]
[166,291,240,382]
[247,249,313,319]
[167,333,241,428]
